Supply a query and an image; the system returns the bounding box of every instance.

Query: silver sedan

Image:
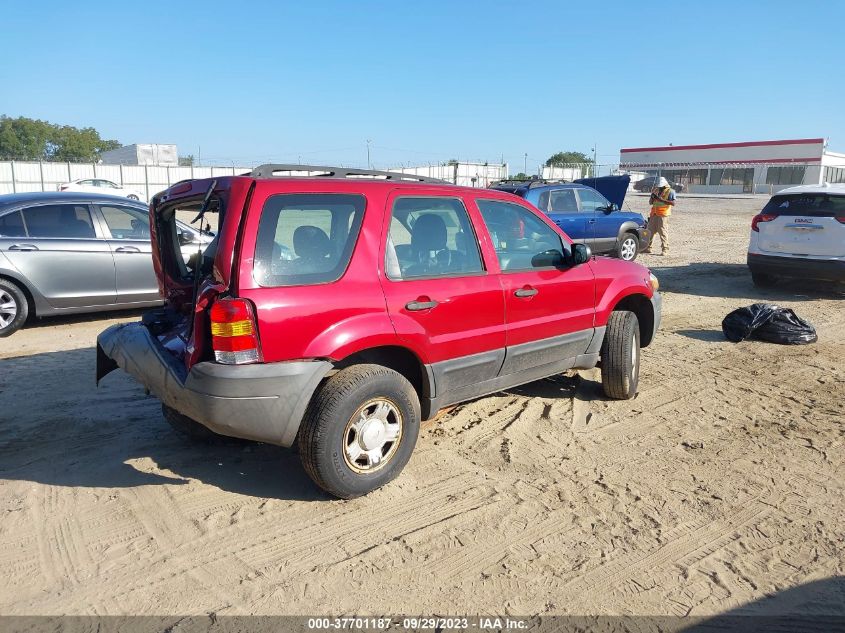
[0,191,212,336]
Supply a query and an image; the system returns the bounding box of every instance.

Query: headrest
[411,214,447,253]
[293,225,331,260]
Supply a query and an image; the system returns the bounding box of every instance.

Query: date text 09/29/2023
[306,617,529,630]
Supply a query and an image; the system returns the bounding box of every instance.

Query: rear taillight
[837,217,845,224]
[209,298,261,364]
[751,213,776,232]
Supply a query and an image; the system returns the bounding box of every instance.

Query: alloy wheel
[0,290,18,329]
[620,237,637,261]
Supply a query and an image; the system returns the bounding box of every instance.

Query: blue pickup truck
[490,175,648,261]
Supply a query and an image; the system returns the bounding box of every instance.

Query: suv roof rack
[491,178,573,189]
[248,164,449,184]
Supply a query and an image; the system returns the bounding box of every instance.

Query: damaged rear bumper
[96,323,332,447]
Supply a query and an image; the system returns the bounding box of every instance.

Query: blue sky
[2,0,843,171]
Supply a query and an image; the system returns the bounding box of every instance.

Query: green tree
[0,115,121,162]
[510,172,530,180]
[545,151,593,166]
[178,154,195,166]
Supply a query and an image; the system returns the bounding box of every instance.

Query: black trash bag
[722,303,817,344]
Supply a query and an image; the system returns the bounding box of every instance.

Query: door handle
[406,299,439,311]
[114,246,141,253]
[514,287,538,298]
[8,244,38,251]
[588,219,597,224]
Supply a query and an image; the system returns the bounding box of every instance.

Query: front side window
[385,197,483,280]
[0,211,26,237]
[549,189,579,213]
[254,193,365,287]
[577,188,609,212]
[476,199,564,272]
[99,205,150,239]
[20,204,96,239]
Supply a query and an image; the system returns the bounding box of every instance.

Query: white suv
[748,184,845,286]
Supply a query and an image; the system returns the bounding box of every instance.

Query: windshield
[762,193,845,217]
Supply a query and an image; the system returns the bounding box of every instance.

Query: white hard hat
[657,177,669,187]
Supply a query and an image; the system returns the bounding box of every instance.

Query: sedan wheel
[0,280,28,337]
[0,289,18,330]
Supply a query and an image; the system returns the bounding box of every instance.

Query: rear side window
[385,197,483,280]
[0,211,26,237]
[99,205,150,239]
[21,204,96,238]
[550,189,578,213]
[762,193,845,217]
[254,193,365,287]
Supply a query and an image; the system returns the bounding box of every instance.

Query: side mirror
[531,249,565,268]
[178,230,196,246]
[570,243,592,266]
[601,203,619,213]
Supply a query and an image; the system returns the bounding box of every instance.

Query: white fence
[386,162,507,187]
[0,161,253,201]
[547,161,845,194]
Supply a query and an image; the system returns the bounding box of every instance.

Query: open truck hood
[575,174,630,209]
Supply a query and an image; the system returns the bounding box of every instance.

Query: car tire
[162,404,228,443]
[600,310,641,400]
[127,194,139,201]
[616,232,639,261]
[298,364,420,499]
[0,279,29,338]
[751,271,775,287]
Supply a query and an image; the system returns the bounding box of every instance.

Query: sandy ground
[0,195,843,617]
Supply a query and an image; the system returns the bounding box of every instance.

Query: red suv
[97,165,661,498]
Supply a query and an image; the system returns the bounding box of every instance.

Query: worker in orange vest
[643,177,676,255]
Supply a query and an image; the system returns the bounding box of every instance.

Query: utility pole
[366,140,372,170]
[524,153,527,175]
[591,145,597,177]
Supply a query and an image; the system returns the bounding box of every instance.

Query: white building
[541,165,583,181]
[100,143,179,166]
[619,138,845,194]
[386,162,507,187]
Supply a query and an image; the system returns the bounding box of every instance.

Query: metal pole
[10,161,16,193]
[366,140,371,169]
[524,153,527,175]
[39,161,44,192]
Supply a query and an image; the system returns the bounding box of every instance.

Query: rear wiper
[191,179,218,227]
[187,179,217,338]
